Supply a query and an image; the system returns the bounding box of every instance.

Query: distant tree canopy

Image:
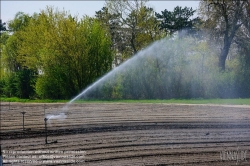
[0,19,7,31]
[8,12,31,32]
[104,0,162,60]
[1,7,113,99]
[155,6,200,36]
[199,0,248,71]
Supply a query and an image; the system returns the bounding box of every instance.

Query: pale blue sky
[1,1,200,23]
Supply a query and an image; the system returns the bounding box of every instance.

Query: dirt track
[1,102,250,165]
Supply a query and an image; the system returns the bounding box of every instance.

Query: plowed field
[1,102,250,165]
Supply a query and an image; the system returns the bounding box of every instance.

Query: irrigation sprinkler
[44,104,48,144]
[44,118,48,144]
[0,144,2,166]
[21,112,26,131]
[44,104,45,117]
[44,117,58,144]
[43,105,57,144]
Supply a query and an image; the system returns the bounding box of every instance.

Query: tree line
[0,0,250,100]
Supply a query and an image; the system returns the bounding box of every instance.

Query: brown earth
[1,102,250,165]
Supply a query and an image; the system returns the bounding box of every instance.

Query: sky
[1,1,200,23]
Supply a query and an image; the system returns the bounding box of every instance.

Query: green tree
[95,7,126,65]
[0,19,9,79]
[18,7,113,99]
[234,1,250,97]
[1,13,36,98]
[126,6,162,53]
[0,19,8,94]
[8,12,31,32]
[0,31,9,82]
[2,34,21,72]
[199,0,247,71]
[155,6,200,36]
[105,0,161,58]
[95,7,123,51]
[0,19,7,32]
[2,12,31,73]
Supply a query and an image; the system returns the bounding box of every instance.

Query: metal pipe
[0,144,2,166]
[21,112,26,131]
[44,118,48,144]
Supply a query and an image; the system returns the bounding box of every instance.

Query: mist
[67,32,246,103]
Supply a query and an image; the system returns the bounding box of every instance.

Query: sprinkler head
[44,118,48,122]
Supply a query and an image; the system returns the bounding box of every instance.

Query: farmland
[1,102,250,165]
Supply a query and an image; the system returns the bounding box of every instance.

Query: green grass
[64,98,250,105]
[0,97,67,103]
[1,97,250,105]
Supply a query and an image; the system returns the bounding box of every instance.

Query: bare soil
[1,102,250,165]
